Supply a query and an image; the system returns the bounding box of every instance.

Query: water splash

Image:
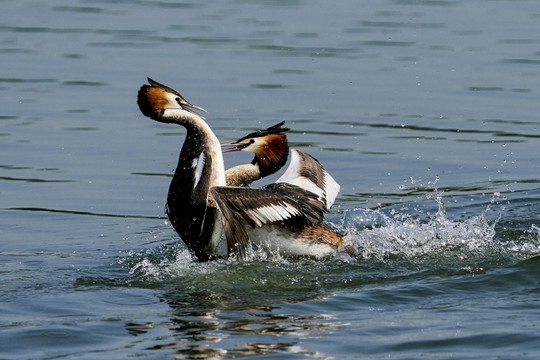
[339,191,540,265]
[120,243,195,281]
[503,223,540,257]
[122,240,293,282]
[121,190,540,282]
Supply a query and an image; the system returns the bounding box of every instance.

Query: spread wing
[276,149,340,209]
[211,184,326,258]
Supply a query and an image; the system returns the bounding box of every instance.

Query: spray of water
[339,190,540,265]
[340,192,496,262]
[123,190,540,280]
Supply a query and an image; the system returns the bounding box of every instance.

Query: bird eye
[249,139,255,144]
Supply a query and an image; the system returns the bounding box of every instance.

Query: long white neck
[188,117,226,189]
[163,108,226,261]
[164,109,226,188]
[225,163,261,187]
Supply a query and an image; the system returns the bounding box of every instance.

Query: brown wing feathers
[211,184,328,258]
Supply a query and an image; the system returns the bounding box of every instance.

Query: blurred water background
[2,0,540,359]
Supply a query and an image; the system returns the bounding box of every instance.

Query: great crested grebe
[137,78,225,261]
[223,121,290,186]
[137,78,343,260]
[213,148,343,258]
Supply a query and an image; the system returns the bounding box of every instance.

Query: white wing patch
[322,169,340,208]
[247,203,301,227]
[276,149,340,210]
[192,152,206,188]
[275,148,301,184]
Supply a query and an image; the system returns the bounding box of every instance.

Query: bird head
[222,121,290,176]
[137,77,207,123]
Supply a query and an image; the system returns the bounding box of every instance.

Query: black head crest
[234,121,290,143]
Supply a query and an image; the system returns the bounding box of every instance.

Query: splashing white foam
[340,192,505,263]
[123,239,293,280]
[502,223,540,257]
[122,191,540,278]
[125,245,196,280]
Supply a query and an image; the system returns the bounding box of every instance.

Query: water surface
[2,0,540,359]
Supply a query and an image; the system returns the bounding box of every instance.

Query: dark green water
[2,0,540,359]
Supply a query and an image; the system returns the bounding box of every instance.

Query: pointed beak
[180,101,208,117]
[221,142,250,153]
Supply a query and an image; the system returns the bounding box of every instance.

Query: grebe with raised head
[137,78,343,260]
[224,121,289,186]
[213,147,343,258]
[137,78,225,261]
[223,122,339,210]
